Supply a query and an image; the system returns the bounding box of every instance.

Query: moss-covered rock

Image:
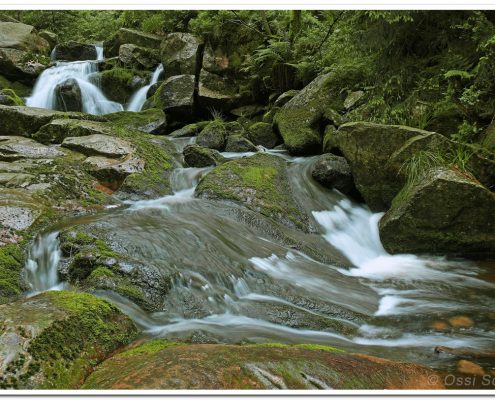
[0,290,138,389]
[0,74,30,97]
[224,134,257,152]
[105,109,167,135]
[248,122,280,149]
[169,121,209,138]
[33,118,114,144]
[0,88,24,106]
[196,120,227,151]
[183,144,226,167]
[82,341,444,389]
[273,89,300,107]
[379,166,495,256]
[145,74,195,125]
[0,21,50,54]
[98,68,142,104]
[328,121,495,211]
[0,105,107,138]
[0,48,47,83]
[0,242,24,304]
[195,153,310,232]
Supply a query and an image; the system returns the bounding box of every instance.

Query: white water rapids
[127,64,163,112]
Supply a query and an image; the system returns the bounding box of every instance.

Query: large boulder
[82,341,444,390]
[327,122,495,211]
[197,69,250,113]
[183,144,226,167]
[38,31,58,50]
[53,41,97,61]
[118,43,159,70]
[195,153,310,231]
[0,105,106,137]
[0,48,46,82]
[104,28,163,58]
[145,74,195,125]
[379,167,495,256]
[0,22,49,53]
[0,290,138,389]
[248,122,280,149]
[273,73,341,156]
[0,136,63,161]
[311,154,360,199]
[54,78,82,112]
[160,32,202,78]
[202,43,234,75]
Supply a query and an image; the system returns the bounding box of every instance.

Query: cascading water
[22,147,495,368]
[127,64,163,112]
[25,231,63,294]
[26,45,123,115]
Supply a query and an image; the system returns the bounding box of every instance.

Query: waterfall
[25,231,63,294]
[127,64,163,112]
[26,45,123,115]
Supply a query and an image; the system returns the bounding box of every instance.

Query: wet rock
[62,134,135,158]
[82,341,445,389]
[54,78,82,112]
[118,43,159,70]
[196,121,226,151]
[196,153,310,232]
[457,360,485,376]
[248,122,280,149]
[160,32,202,78]
[146,74,195,125]
[34,119,114,144]
[53,41,97,61]
[0,22,49,53]
[224,134,257,153]
[104,28,163,57]
[0,290,138,389]
[105,109,167,135]
[448,315,474,328]
[311,154,359,198]
[379,167,495,256]
[183,144,226,168]
[430,321,450,332]
[0,136,63,161]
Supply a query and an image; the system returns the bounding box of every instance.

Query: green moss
[105,108,165,132]
[0,243,24,304]
[99,68,143,103]
[244,343,345,353]
[115,284,145,304]
[0,89,25,106]
[119,340,180,358]
[87,267,115,280]
[25,291,138,389]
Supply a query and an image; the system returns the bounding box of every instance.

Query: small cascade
[127,64,164,112]
[26,45,123,115]
[25,231,63,294]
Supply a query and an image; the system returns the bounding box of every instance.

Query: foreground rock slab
[82,341,445,389]
[0,291,138,389]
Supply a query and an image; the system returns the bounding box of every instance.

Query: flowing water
[26,45,123,115]
[23,137,495,371]
[127,64,164,112]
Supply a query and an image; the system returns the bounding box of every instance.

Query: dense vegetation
[5,10,495,143]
